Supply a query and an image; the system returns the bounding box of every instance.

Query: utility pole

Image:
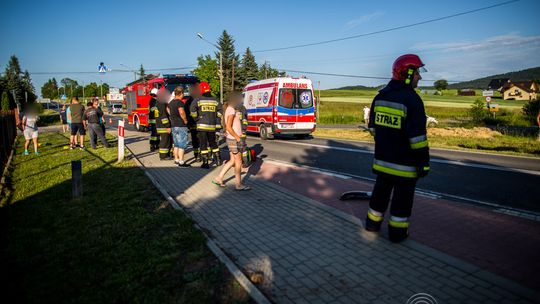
[100,80,103,97]
[197,33,223,104]
[231,58,235,91]
[82,82,85,99]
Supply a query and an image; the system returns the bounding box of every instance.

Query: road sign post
[118,119,125,162]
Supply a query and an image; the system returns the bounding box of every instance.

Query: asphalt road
[105,114,540,213]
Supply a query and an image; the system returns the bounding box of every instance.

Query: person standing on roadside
[190,82,222,168]
[156,89,172,160]
[364,54,430,243]
[184,84,200,161]
[69,97,86,150]
[363,106,370,128]
[169,87,190,167]
[83,100,110,149]
[236,101,249,167]
[213,91,251,191]
[22,105,40,156]
[60,105,68,133]
[148,88,160,151]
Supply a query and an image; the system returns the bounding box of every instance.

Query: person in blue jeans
[168,86,190,167]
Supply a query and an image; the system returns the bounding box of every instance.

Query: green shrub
[522,98,540,126]
[469,99,487,124]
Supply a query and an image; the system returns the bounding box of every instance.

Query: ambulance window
[279,89,294,108]
[297,90,313,108]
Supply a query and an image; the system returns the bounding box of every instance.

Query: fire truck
[243,77,317,139]
[124,74,200,131]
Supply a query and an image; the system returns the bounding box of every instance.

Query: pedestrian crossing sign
[98,62,107,73]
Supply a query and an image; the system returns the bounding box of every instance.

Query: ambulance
[243,77,316,139]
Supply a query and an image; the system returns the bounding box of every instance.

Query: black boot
[214,152,223,166]
[200,154,210,169]
[388,225,409,243]
[365,216,382,232]
[194,152,201,162]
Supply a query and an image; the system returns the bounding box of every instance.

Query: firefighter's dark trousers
[197,130,219,157]
[190,128,200,155]
[149,123,159,150]
[158,132,172,159]
[369,174,417,219]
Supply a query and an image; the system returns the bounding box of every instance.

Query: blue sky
[1,0,539,95]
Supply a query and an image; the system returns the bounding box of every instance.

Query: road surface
[105,114,540,213]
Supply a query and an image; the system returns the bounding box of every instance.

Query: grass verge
[0,132,250,303]
[313,128,540,157]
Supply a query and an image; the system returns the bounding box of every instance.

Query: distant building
[502,81,538,101]
[420,89,440,95]
[457,89,476,96]
[487,78,510,91]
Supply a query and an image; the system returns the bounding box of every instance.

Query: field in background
[316,89,530,126]
[318,89,526,109]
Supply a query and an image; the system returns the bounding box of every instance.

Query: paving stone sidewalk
[124,131,539,304]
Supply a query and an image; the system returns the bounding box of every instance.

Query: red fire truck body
[124,74,199,131]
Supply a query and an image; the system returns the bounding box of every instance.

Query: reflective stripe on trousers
[367,208,383,222]
[388,216,409,228]
[373,159,418,178]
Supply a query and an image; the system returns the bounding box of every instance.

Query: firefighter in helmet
[148,88,159,151]
[365,54,430,243]
[189,82,223,168]
[155,89,172,160]
[184,84,201,161]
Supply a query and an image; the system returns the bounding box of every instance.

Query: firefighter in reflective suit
[156,89,172,160]
[148,88,159,151]
[190,82,223,168]
[365,54,430,243]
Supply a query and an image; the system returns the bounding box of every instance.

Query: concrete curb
[125,143,272,304]
[253,175,540,302]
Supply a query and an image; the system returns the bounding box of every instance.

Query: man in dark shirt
[183,87,200,161]
[169,86,190,167]
[69,97,86,150]
[83,100,110,149]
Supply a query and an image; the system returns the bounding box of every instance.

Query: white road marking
[267,139,540,176]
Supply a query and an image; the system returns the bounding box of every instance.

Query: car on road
[108,103,124,114]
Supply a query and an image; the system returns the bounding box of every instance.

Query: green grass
[0,132,250,304]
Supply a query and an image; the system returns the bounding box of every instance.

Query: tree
[193,55,220,97]
[258,61,284,79]
[139,64,145,80]
[61,78,78,97]
[1,91,9,110]
[41,78,59,99]
[3,55,23,105]
[216,30,239,94]
[237,47,259,88]
[434,79,448,91]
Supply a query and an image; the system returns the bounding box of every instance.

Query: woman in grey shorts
[213,91,251,191]
[22,109,40,155]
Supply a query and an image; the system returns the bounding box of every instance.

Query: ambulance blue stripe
[246,107,315,115]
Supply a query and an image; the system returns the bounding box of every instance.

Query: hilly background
[332,66,540,90]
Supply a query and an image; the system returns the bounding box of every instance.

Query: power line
[26,65,195,75]
[254,0,520,53]
[278,68,466,83]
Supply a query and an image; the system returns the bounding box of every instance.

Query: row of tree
[41,77,110,100]
[193,30,284,99]
[0,55,36,110]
